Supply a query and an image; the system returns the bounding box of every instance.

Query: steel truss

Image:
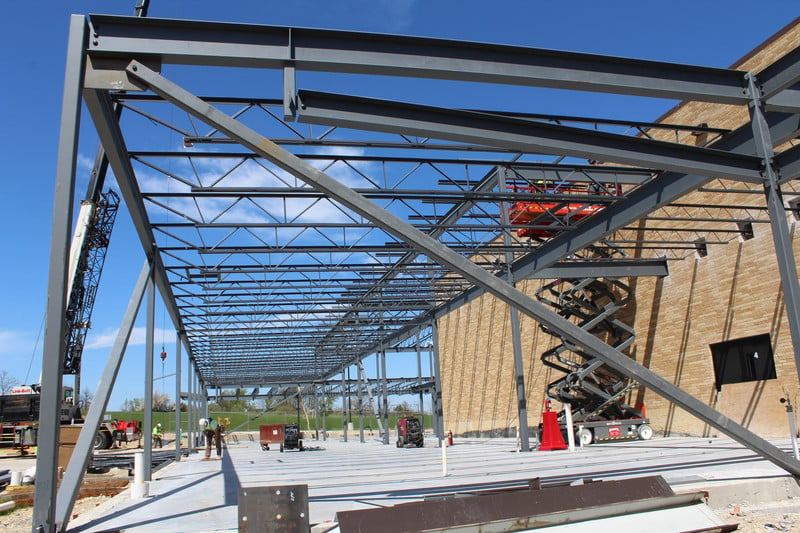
[36,13,800,532]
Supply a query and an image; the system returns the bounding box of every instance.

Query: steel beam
[296,90,763,182]
[766,86,800,113]
[88,14,749,103]
[82,89,188,363]
[777,142,800,185]
[35,15,87,533]
[56,261,150,532]
[759,45,800,101]
[125,61,800,476]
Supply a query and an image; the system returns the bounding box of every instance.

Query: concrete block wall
[437,19,800,439]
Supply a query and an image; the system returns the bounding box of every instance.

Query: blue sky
[0,1,797,410]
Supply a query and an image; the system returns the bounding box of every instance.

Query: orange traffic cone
[538,410,568,451]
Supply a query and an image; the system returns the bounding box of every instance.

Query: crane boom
[63,191,120,393]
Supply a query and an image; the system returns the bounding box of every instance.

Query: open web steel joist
[37,12,800,532]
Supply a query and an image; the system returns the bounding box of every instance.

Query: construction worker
[152,423,163,448]
[202,417,224,459]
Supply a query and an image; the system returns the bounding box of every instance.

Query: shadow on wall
[664,259,699,436]
[632,276,664,412]
[703,242,743,437]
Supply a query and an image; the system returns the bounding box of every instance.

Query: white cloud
[376,0,417,32]
[0,330,37,356]
[84,327,176,351]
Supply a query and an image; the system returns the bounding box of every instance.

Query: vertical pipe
[143,269,155,481]
[34,15,87,532]
[564,403,575,452]
[341,370,348,442]
[175,332,182,461]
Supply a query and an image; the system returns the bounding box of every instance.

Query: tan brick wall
[438,20,800,438]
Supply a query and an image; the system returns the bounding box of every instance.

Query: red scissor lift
[508,178,653,445]
[507,180,620,240]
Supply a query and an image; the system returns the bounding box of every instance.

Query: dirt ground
[0,448,131,533]
[719,505,800,532]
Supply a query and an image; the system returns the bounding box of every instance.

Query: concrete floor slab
[66,435,800,532]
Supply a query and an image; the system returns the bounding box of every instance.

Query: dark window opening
[694,238,708,258]
[789,198,800,221]
[737,221,754,241]
[709,333,776,391]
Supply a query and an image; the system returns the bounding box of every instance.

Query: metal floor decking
[67,436,799,532]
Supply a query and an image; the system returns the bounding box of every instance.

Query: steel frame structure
[36,13,800,532]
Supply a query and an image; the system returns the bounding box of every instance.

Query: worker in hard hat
[202,417,224,460]
[152,423,163,448]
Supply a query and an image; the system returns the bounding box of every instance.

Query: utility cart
[259,423,304,452]
[396,417,424,448]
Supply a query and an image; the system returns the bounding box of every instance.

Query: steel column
[498,168,531,451]
[55,261,150,532]
[143,267,155,480]
[748,74,800,383]
[34,15,87,533]
[430,321,445,442]
[175,331,182,461]
[357,368,365,443]
[322,385,328,441]
[125,63,800,476]
[381,349,389,445]
[187,362,195,452]
[314,385,320,440]
[341,370,347,442]
[416,334,424,431]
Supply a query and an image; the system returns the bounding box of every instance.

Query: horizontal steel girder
[126,60,800,477]
[88,14,749,103]
[758,45,800,101]
[296,90,763,181]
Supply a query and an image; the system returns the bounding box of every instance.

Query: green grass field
[106,411,433,433]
